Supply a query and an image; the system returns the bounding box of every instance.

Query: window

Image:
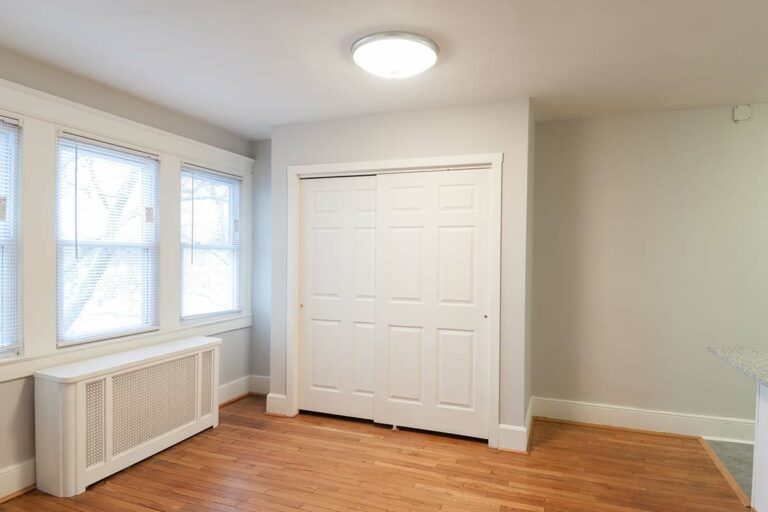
[0,117,20,357]
[56,135,159,345]
[180,166,241,319]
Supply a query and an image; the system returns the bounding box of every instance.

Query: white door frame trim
[276,152,503,447]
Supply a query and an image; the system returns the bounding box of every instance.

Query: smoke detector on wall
[733,104,752,122]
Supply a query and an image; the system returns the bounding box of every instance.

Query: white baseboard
[266,393,297,416]
[497,398,534,452]
[0,459,34,501]
[531,396,755,444]
[219,374,271,404]
[497,424,528,452]
[219,375,252,404]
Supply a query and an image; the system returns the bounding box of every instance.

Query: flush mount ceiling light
[351,32,439,79]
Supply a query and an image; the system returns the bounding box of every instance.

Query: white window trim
[0,79,253,382]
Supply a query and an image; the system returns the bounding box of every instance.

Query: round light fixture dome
[351,32,439,79]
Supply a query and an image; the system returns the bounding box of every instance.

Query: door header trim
[287,153,503,179]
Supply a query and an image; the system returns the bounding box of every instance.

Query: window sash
[0,120,20,358]
[180,166,241,320]
[56,136,159,345]
[180,247,241,320]
[57,237,159,346]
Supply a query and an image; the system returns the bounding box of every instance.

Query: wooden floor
[2,396,745,512]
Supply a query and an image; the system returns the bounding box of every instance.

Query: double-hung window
[180,166,241,319]
[0,117,20,357]
[56,135,159,345]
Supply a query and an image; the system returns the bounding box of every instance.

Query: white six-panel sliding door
[299,176,376,419]
[298,167,493,439]
[374,170,490,438]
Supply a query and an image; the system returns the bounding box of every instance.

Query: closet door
[374,170,490,439]
[299,176,376,419]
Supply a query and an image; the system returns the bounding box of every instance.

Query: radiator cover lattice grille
[112,354,197,456]
[85,379,106,468]
[200,350,213,416]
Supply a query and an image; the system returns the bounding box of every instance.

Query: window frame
[0,116,21,359]
[179,164,242,322]
[55,133,161,347]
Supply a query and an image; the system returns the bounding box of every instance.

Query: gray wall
[0,45,251,156]
[0,377,34,469]
[251,140,272,377]
[267,100,534,426]
[524,103,536,417]
[533,105,768,420]
[218,328,255,385]
[0,328,253,470]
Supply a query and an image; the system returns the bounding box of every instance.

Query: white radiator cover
[34,336,221,497]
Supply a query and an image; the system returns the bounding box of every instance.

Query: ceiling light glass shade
[352,32,439,79]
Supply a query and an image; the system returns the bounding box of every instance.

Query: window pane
[0,121,19,357]
[180,172,232,245]
[181,247,238,317]
[58,245,156,340]
[58,142,156,243]
[180,167,240,318]
[57,137,158,344]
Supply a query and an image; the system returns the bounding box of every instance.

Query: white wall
[0,45,251,156]
[251,140,272,378]
[533,104,768,422]
[0,377,33,470]
[524,103,536,419]
[267,100,534,428]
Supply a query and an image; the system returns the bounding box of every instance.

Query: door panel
[352,322,375,395]
[312,228,341,297]
[353,228,376,299]
[389,227,424,302]
[299,176,376,419]
[438,227,475,304]
[437,328,474,408]
[374,170,490,439]
[309,319,341,390]
[387,325,423,402]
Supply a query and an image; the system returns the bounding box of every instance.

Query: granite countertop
[709,346,768,387]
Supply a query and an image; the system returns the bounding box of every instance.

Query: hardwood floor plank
[0,396,746,512]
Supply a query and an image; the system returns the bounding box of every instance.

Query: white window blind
[56,134,159,345]
[180,166,241,319]
[0,117,20,358]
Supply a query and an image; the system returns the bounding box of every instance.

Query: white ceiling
[0,0,766,139]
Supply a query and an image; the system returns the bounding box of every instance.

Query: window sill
[0,314,252,383]
[181,310,242,326]
[58,326,161,349]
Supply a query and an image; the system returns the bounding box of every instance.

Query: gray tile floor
[707,440,753,497]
